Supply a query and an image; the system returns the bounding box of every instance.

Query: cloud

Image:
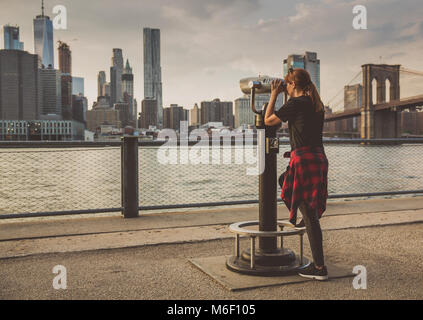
[159,0,260,24]
[1,0,422,112]
[180,0,260,19]
[288,3,312,23]
[229,56,260,74]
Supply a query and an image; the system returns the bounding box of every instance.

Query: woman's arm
[264,79,284,126]
[264,92,282,126]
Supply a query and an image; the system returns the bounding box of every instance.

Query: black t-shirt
[275,95,324,151]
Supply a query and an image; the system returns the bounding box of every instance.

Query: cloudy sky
[1,0,423,112]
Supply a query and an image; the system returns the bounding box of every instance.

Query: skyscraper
[143,28,163,128]
[72,94,87,125]
[189,103,200,126]
[110,67,117,106]
[72,77,84,96]
[163,104,188,131]
[58,41,72,120]
[234,94,274,128]
[200,99,234,127]
[283,51,320,94]
[2,25,24,50]
[58,41,71,74]
[133,98,138,129]
[344,84,362,110]
[33,0,54,68]
[98,71,106,97]
[86,98,122,132]
[71,76,86,127]
[114,102,131,128]
[344,84,362,131]
[110,48,123,106]
[103,83,111,98]
[0,50,41,120]
[40,66,62,116]
[122,59,135,121]
[140,98,157,129]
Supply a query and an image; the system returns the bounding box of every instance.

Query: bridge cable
[325,70,362,106]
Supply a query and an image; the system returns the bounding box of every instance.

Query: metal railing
[0,137,423,219]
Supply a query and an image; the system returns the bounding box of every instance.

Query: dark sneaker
[298,263,328,281]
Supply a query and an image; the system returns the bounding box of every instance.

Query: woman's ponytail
[285,68,325,113]
[306,81,325,113]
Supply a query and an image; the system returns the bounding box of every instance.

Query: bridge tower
[361,64,401,138]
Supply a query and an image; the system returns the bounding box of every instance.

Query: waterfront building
[401,109,423,135]
[86,97,122,132]
[0,119,85,141]
[234,94,273,128]
[163,104,188,131]
[200,99,234,127]
[0,49,41,120]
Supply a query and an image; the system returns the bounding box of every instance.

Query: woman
[264,68,329,281]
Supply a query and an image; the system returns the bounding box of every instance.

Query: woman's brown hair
[284,68,325,113]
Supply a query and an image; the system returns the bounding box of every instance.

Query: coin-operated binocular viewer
[226,76,310,276]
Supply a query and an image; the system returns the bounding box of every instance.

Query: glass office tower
[33,4,54,68]
[2,25,24,50]
[283,51,320,94]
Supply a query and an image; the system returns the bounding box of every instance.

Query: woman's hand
[271,79,285,96]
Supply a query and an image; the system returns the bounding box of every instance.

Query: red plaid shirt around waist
[280,145,329,225]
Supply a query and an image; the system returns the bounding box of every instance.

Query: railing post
[121,136,139,218]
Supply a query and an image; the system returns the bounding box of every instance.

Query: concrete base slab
[189,255,355,291]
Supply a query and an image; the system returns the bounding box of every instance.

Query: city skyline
[1,0,423,112]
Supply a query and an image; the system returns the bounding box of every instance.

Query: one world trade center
[33,0,54,68]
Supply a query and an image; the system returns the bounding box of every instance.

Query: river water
[0,143,422,215]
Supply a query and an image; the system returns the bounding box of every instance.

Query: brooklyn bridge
[323,64,423,138]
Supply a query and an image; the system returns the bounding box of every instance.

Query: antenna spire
[41,0,44,16]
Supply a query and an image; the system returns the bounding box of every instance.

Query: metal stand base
[226,221,310,277]
[226,255,310,277]
[241,248,296,267]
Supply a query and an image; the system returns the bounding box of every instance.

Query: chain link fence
[0,143,121,217]
[1,139,422,218]
[139,139,423,208]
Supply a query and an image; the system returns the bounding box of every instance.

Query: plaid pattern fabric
[280,146,329,225]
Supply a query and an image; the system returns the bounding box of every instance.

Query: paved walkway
[0,196,422,299]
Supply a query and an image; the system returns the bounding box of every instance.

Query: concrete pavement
[1,195,423,241]
[0,196,422,299]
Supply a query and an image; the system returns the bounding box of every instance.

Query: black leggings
[298,201,325,267]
